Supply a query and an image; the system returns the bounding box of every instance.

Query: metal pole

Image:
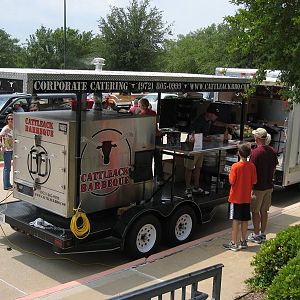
[63,0,67,69]
[75,93,82,208]
[240,99,245,140]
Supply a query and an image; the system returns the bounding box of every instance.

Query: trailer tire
[124,214,162,259]
[164,206,196,246]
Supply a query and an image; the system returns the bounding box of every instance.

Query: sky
[1,0,238,44]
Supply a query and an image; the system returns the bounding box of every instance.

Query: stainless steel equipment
[13,110,156,217]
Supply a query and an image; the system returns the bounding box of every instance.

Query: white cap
[252,127,271,145]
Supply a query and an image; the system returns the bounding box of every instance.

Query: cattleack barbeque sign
[33,80,250,93]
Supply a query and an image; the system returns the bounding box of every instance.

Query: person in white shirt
[0,114,14,190]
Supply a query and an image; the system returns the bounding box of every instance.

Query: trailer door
[13,134,68,216]
[282,103,300,186]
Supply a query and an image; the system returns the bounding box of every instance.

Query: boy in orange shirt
[223,143,257,251]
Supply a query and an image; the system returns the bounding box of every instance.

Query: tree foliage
[0,29,23,67]
[98,0,172,71]
[24,26,96,69]
[160,23,257,75]
[226,0,300,103]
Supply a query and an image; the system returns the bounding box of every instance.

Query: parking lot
[0,162,300,299]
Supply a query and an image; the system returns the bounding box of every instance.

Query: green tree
[161,23,256,75]
[0,29,23,67]
[98,0,172,71]
[226,0,300,103]
[24,26,96,69]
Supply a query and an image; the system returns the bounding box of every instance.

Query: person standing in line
[138,98,164,184]
[248,128,278,243]
[223,143,257,251]
[247,131,271,231]
[0,114,14,190]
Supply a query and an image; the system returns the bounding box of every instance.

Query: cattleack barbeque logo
[80,129,132,196]
[27,145,51,184]
[25,118,54,137]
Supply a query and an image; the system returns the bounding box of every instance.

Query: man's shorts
[250,189,273,213]
[184,153,204,170]
[228,202,251,221]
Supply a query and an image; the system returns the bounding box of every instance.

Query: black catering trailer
[0,68,250,258]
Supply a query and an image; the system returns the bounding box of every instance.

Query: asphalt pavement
[16,201,300,300]
[0,163,299,299]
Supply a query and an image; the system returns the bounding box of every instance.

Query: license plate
[0,213,5,224]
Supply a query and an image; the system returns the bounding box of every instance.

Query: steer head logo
[96,140,117,165]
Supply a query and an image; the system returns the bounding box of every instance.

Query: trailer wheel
[164,206,196,246]
[125,214,161,259]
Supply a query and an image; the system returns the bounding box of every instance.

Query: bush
[266,254,300,300]
[246,225,300,290]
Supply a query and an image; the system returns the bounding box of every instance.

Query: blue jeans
[3,150,12,189]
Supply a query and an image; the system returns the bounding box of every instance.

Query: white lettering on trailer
[90,81,129,91]
[33,81,88,91]
[33,80,249,92]
[189,82,248,91]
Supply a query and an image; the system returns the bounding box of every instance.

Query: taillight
[54,239,63,248]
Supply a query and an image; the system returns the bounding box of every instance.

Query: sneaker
[192,187,210,195]
[239,240,248,249]
[184,188,192,199]
[258,233,266,242]
[223,241,240,252]
[4,186,13,191]
[248,233,262,244]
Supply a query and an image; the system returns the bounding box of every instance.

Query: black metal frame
[109,264,224,300]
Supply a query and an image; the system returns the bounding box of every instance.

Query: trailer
[216,67,300,188]
[0,68,251,258]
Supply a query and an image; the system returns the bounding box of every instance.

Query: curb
[17,201,300,300]
[18,258,147,300]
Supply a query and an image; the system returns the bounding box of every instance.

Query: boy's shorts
[228,202,251,221]
[250,189,273,213]
[184,153,204,170]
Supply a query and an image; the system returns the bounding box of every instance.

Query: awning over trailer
[0,68,251,94]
